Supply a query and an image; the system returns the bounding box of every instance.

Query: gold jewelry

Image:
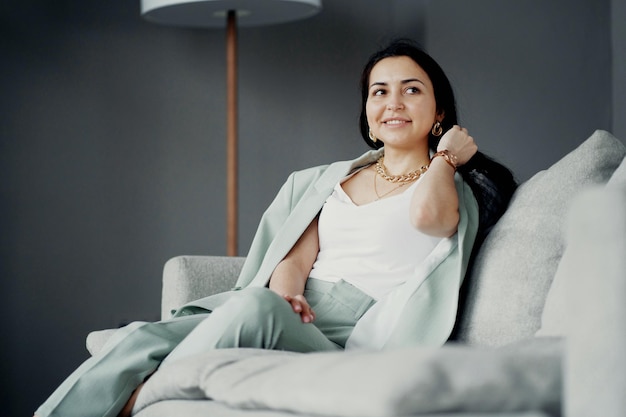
[373,173,412,200]
[368,129,378,143]
[375,156,429,183]
[431,149,459,171]
[432,121,443,137]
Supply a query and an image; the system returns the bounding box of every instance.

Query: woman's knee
[227,287,290,319]
[202,287,298,349]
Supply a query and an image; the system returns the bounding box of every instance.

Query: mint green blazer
[180,149,479,349]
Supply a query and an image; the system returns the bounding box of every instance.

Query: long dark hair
[359,39,518,239]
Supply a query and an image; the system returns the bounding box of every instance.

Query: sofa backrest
[450,130,626,346]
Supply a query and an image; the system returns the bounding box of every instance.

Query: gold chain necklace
[373,174,412,200]
[375,156,429,183]
[373,157,429,200]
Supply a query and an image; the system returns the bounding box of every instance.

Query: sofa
[87,130,626,417]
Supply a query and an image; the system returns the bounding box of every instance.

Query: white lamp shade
[141,0,322,27]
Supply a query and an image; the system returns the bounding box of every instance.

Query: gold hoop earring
[368,129,378,143]
[432,121,443,137]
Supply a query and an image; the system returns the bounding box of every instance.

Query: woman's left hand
[437,125,478,166]
[282,294,316,323]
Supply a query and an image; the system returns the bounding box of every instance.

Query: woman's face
[366,56,440,150]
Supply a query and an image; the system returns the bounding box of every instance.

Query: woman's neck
[381,147,430,176]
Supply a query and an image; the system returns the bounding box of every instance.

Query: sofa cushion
[538,154,626,337]
[561,186,626,417]
[136,400,551,417]
[607,154,626,186]
[134,339,562,417]
[453,130,625,346]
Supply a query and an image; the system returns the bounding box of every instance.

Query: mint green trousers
[35,279,375,417]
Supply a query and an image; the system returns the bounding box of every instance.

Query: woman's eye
[373,89,385,96]
[406,87,420,94]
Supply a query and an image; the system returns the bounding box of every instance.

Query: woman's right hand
[282,294,316,323]
[437,125,478,166]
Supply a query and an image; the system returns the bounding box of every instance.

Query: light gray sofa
[88,130,626,417]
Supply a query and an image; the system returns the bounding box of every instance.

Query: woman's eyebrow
[369,81,387,89]
[402,78,425,85]
[369,78,425,89]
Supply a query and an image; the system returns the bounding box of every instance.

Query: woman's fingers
[282,294,315,323]
[292,295,315,323]
[438,125,478,165]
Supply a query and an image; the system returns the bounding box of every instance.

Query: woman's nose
[386,102,404,110]
[386,93,404,110]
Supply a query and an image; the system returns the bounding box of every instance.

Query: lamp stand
[140,0,322,257]
[226,10,238,256]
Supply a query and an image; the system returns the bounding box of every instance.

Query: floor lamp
[140,0,322,256]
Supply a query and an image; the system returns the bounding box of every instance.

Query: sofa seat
[141,400,309,417]
[140,400,551,417]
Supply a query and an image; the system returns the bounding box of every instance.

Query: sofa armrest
[161,255,245,320]
[86,328,119,356]
[87,256,245,356]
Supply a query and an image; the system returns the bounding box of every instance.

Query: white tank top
[309,178,442,300]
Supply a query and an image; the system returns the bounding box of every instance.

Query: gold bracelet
[431,150,458,171]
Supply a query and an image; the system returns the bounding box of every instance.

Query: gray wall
[0,0,619,415]
[426,0,613,179]
[613,0,626,138]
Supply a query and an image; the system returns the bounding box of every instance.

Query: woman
[35,39,516,417]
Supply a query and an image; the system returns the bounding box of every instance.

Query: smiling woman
[366,57,440,153]
[359,40,518,242]
[34,39,517,417]
[343,54,476,236]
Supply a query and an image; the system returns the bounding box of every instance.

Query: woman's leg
[163,281,376,364]
[302,278,376,347]
[37,281,375,417]
[131,281,375,414]
[163,287,341,364]
[34,314,207,417]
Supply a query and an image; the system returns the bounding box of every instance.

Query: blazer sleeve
[172,168,323,315]
[383,177,480,348]
[235,165,329,288]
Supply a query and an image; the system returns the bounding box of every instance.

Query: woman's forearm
[268,217,320,323]
[410,126,477,237]
[410,157,459,237]
[269,259,309,296]
[268,216,320,296]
